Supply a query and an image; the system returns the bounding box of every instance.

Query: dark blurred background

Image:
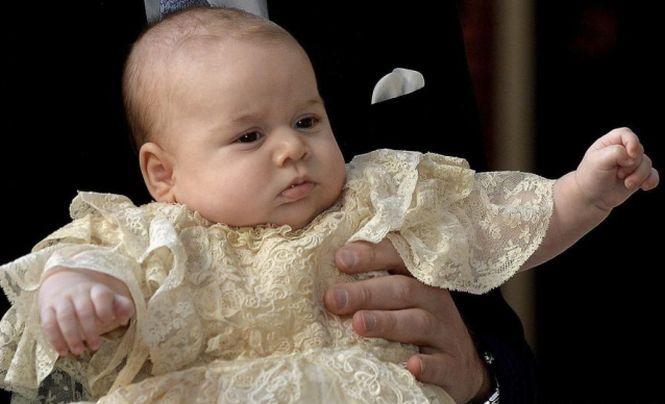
[533,2,663,403]
[462,1,663,403]
[2,1,663,402]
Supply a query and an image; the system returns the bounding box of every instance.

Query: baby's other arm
[38,267,135,356]
[520,127,659,271]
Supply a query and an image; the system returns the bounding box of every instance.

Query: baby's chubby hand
[37,267,135,356]
[575,127,659,211]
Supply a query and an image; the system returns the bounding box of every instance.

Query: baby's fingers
[55,298,85,356]
[590,127,641,154]
[640,167,659,191]
[594,144,631,171]
[40,306,69,356]
[113,295,135,326]
[624,154,652,190]
[73,295,102,351]
[617,151,644,179]
[620,129,644,159]
[90,284,116,326]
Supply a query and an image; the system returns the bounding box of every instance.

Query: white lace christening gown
[0,149,554,403]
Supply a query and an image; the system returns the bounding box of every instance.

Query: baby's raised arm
[38,267,135,356]
[521,127,659,271]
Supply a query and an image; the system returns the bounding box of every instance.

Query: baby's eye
[236,131,263,143]
[295,116,320,129]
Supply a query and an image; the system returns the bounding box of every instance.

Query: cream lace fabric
[0,149,554,403]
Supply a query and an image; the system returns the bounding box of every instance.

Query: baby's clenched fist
[575,127,659,211]
[37,267,135,356]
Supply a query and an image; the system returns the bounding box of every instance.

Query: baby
[0,6,658,404]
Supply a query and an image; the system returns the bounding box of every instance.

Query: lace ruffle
[346,150,554,293]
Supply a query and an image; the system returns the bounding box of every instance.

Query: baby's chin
[203,190,341,229]
[200,209,318,230]
[268,204,331,230]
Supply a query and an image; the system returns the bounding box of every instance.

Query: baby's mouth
[280,181,315,201]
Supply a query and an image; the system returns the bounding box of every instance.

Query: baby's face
[159,40,346,228]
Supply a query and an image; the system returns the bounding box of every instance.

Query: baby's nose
[273,129,309,166]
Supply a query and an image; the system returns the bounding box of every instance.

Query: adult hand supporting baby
[324,240,491,403]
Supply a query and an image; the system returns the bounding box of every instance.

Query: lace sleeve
[0,192,159,400]
[346,150,555,294]
[391,169,554,294]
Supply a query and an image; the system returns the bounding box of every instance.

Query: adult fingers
[73,295,101,351]
[41,306,69,355]
[350,308,449,350]
[407,351,486,404]
[324,274,447,316]
[406,352,453,387]
[333,239,408,275]
[55,297,85,355]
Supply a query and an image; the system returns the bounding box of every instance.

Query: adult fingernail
[362,313,376,331]
[332,288,348,310]
[340,250,357,269]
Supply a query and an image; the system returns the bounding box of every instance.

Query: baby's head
[123,7,346,229]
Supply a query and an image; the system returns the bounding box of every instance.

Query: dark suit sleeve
[454,290,538,403]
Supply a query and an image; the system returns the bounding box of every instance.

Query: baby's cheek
[209,190,270,227]
[319,167,346,213]
[332,158,347,194]
[172,167,244,224]
[201,198,243,226]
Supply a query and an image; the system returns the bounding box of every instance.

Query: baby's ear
[139,142,176,202]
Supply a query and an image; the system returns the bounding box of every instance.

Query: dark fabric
[455,290,538,403]
[160,0,209,16]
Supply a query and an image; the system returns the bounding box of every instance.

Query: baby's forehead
[170,35,254,70]
[124,8,302,151]
[154,31,297,86]
[149,15,296,64]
